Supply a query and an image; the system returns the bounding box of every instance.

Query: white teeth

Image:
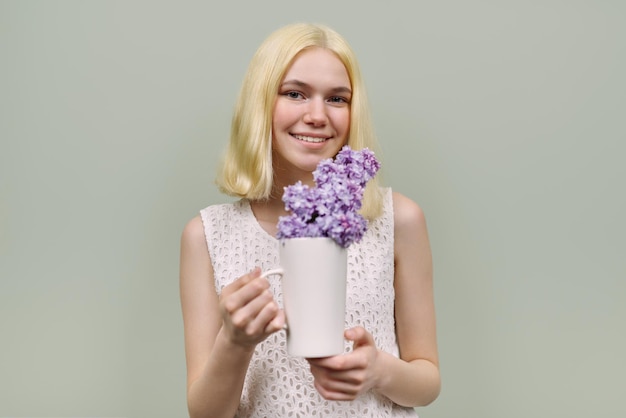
[293,134,328,143]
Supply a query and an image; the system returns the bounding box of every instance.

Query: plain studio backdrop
[1,1,624,417]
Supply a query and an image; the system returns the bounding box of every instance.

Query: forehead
[282,47,351,86]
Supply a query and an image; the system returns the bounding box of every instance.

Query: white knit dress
[200,188,418,417]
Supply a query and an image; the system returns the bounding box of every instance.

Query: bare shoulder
[180,214,212,274]
[181,215,208,251]
[392,191,427,232]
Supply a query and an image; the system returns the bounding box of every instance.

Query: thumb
[345,326,374,348]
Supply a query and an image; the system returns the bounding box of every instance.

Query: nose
[303,97,328,126]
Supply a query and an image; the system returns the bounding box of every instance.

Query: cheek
[332,109,351,135]
[271,101,284,128]
[273,101,297,128]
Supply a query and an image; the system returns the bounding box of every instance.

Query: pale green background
[1,1,624,417]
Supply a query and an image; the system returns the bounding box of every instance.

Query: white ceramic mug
[262,237,347,358]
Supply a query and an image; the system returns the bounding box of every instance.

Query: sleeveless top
[200,188,418,417]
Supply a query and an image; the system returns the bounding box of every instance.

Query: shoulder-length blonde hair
[216,23,383,219]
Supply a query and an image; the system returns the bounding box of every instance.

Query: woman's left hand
[306,326,382,401]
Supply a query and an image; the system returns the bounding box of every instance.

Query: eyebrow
[280,79,352,95]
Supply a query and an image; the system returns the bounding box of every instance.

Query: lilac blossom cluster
[276,146,380,248]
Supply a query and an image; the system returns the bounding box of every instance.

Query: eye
[328,96,350,104]
[284,91,304,100]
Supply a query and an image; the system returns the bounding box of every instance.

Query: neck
[249,197,286,237]
[250,164,315,236]
[272,167,315,191]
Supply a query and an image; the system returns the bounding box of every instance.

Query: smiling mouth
[291,134,329,143]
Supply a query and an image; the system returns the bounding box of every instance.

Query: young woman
[180,23,440,418]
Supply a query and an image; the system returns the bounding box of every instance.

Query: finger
[307,356,336,368]
[238,277,272,305]
[307,353,353,371]
[222,276,269,315]
[222,267,261,298]
[249,300,280,335]
[230,288,274,328]
[313,378,359,400]
[264,308,286,334]
[242,298,285,337]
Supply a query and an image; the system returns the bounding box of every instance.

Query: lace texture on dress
[200,188,417,417]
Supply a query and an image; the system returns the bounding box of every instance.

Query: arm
[180,216,285,418]
[375,191,440,405]
[307,192,440,407]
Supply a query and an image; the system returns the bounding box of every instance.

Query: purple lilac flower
[276,146,380,248]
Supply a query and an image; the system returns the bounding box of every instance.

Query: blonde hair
[216,23,383,219]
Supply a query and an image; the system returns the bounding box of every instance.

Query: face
[272,47,351,179]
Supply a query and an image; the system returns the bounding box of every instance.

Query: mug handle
[260,268,284,279]
[259,268,287,330]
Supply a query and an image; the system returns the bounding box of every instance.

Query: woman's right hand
[219,267,285,348]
